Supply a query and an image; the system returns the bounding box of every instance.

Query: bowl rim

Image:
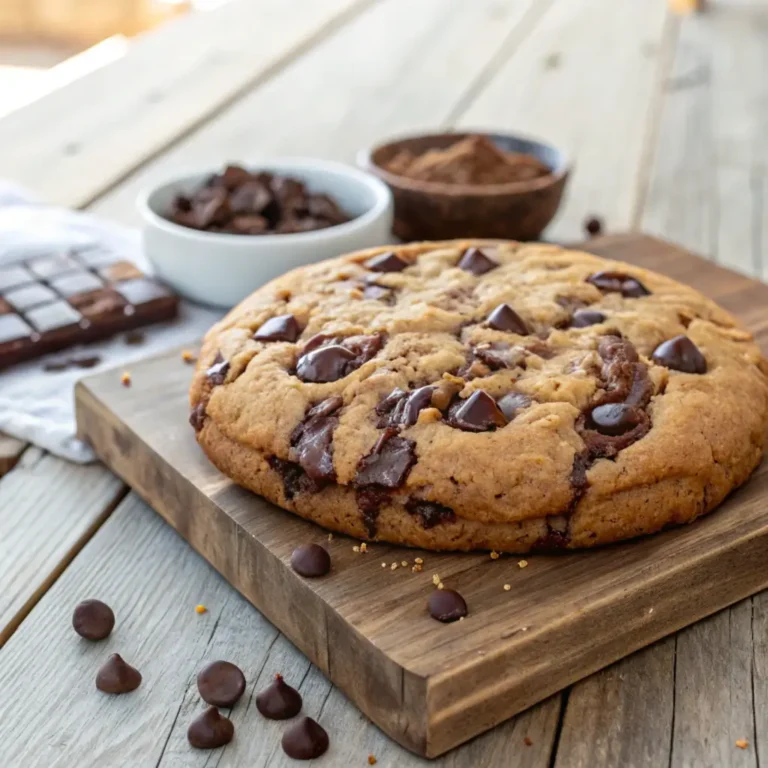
[136,157,393,246]
[358,130,572,197]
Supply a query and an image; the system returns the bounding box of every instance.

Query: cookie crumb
[459,616,465,621]
[181,349,197,363]
[735,739,749,750]
[120,371,131,387]
[368,755,377,765]
[432,574,441,586]
[360,542,367,553]
[412,564,423,573]
[401,560,408,567]
[437,582,444,590]
[195,604,207,615]
[490,550,500,560]
[415,557,424,564]
[328,533,333,542]
[524,736,533,746]
[391,563,398,571]
[503,584,511,591]
[518,560,529,568]
[381,562,387,568]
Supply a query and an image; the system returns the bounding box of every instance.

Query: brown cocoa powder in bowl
[384,135,551,186]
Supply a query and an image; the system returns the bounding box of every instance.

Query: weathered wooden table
[0,1,766,765]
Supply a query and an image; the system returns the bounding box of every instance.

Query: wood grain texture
[0,432,26,477]
[0,492,560,767]
[91,0,542,226]
[0,0,372,208]
[0,448,125,647]
[75,235,768,757]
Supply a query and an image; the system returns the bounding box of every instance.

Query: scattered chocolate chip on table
[72,599,115,640]
[256,674,303,720]
[197,660,246,708]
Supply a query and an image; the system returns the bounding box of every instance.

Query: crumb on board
[368,755,377,765]
[181,349,197,363]
[381,562,387,568]
[195,604,207,615]
[490,550,500,560]
[518,559,529,568]
[390,563,398,571]
[328,533,333,542]
[360,542,367,553]
[432,574,440,586]
[353,545,360,553]
[524,736,533,746]
[120,371,131,387]
[736,739,749,750]
[401,560,408,567]
[437,582,444,590]
[415,557,424,564]
[504,584,511,591]
[412,564,423,573]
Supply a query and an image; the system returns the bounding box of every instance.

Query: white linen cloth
[0,182,222,462]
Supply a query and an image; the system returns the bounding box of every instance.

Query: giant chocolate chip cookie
[190,240,768,552]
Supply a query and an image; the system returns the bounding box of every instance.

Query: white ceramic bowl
[137,158,394,308]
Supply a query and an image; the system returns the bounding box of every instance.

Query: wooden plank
[0,0,373,208]
[0,432,26,477]
[75,234,768,757]
[0,448,124,646]
[91,0,544,226]
[455,0,673,242]
[640,0,768,279]
[0,492,560,767]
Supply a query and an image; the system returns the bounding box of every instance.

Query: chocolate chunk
[487,303,529,334]
[596,335,652,407]
[268,456,308,500]
[652,335,707,374]
[447,390,507,432]
[190,403,207,431]
[206,352,230,386]
[291,543,331,578]
[96,654,142,694]
[296,344,356,383]
[406,499,456,529]
[197,661,246,708]
[254,314,301,342]
[124,331,145,345]
[376,386,433,427]
[281,716,329,760]
[587,271,650,298]
[570,309,606,328]
[473,342,526,371]
[356,486,391,537]
[72,599,115,640]
[256,674,303,720]
[291,397,342,484]
[355,429,417,489]
[428,589,468,623]
[584,216,604,237]
[70,355,101,369]
[587,403,644,436]
[457,247,498,276]
[534,517,571,550]
[44,359,69,372]
[187,707,235,750]
[363,282,394,303]
[497,392,532,421]
[364,251,409,272]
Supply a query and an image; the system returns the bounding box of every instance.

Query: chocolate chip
[473,343,526,371]
[72,599,115,640]
[376,386,433,427]
[652,335,707,374]
[364,251,409,272]
[570,309,606,328]
[256,674,303,719]
[497,392,532,421]
[587,403,644,436]
[447,390,507,432]
[70,355,101,368]
[586,271,650,298]
[487,303,529,334]
[254,314,301,342]
[355,429,417,488]
[534,517,571,550]
[584,216,603,237]
[291,543,331,578]
[281,716,329,760]
[206,352,230,385]
[268,456,309,500]
[190,402,207,431]
[362,283,394,302]
[406,499,456,529]
[296,344,355,383]
[291,397,342,484]
[428,589,468,623]
[187,707,235,750]
[457,247,498,276]
[96,654,142,694]
[197,661,246,707]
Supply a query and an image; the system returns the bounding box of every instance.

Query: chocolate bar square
[72,246,120,268]
[69,288,127,320]
[5,284,57,312]
[0,265,35,292]
[27,254,81,280]
[49,271,104,298]
[26,300,82,334]
[116,278,174,308]
[0,313,32,344]
[98,260,144,283]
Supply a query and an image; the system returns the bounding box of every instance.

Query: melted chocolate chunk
[364,251,409,272]
[290,543,331,578]
[254,314,301,342]
[363,282,394,303]
[290,396,343,484]
[296,334,383,383]
[197,661,246,708]
[487,303,529,334]
[534,517,571,550]
[356,486,391,537]
[587,403,643,436]
[587,271,650,298]
[570,309,606,328]
[579,404,650,459]
[282,716,329,760]
[376,386,433,427]
[473,343,526,371]
[355,429,417,489]
[497,392,532,421]
[457,247,498,276]
[406,499,456,529]
[96,654,142,694]
[72,599,115,641]
[428,589,468,623]
[652,335,707,374]
[206,352,230,386]
[256,674,303,720]
[596,335,652,407]
[188,707,235,750]
[190,402,206,432]
[268,456,309,500]
[447,391,508,432]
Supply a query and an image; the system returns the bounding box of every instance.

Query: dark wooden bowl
[358,131,571,241]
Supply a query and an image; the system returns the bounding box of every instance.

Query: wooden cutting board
[75,233,768,758]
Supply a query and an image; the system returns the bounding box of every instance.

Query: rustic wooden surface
[0,0,767,765]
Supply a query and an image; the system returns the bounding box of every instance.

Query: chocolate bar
[0,246,178,369]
